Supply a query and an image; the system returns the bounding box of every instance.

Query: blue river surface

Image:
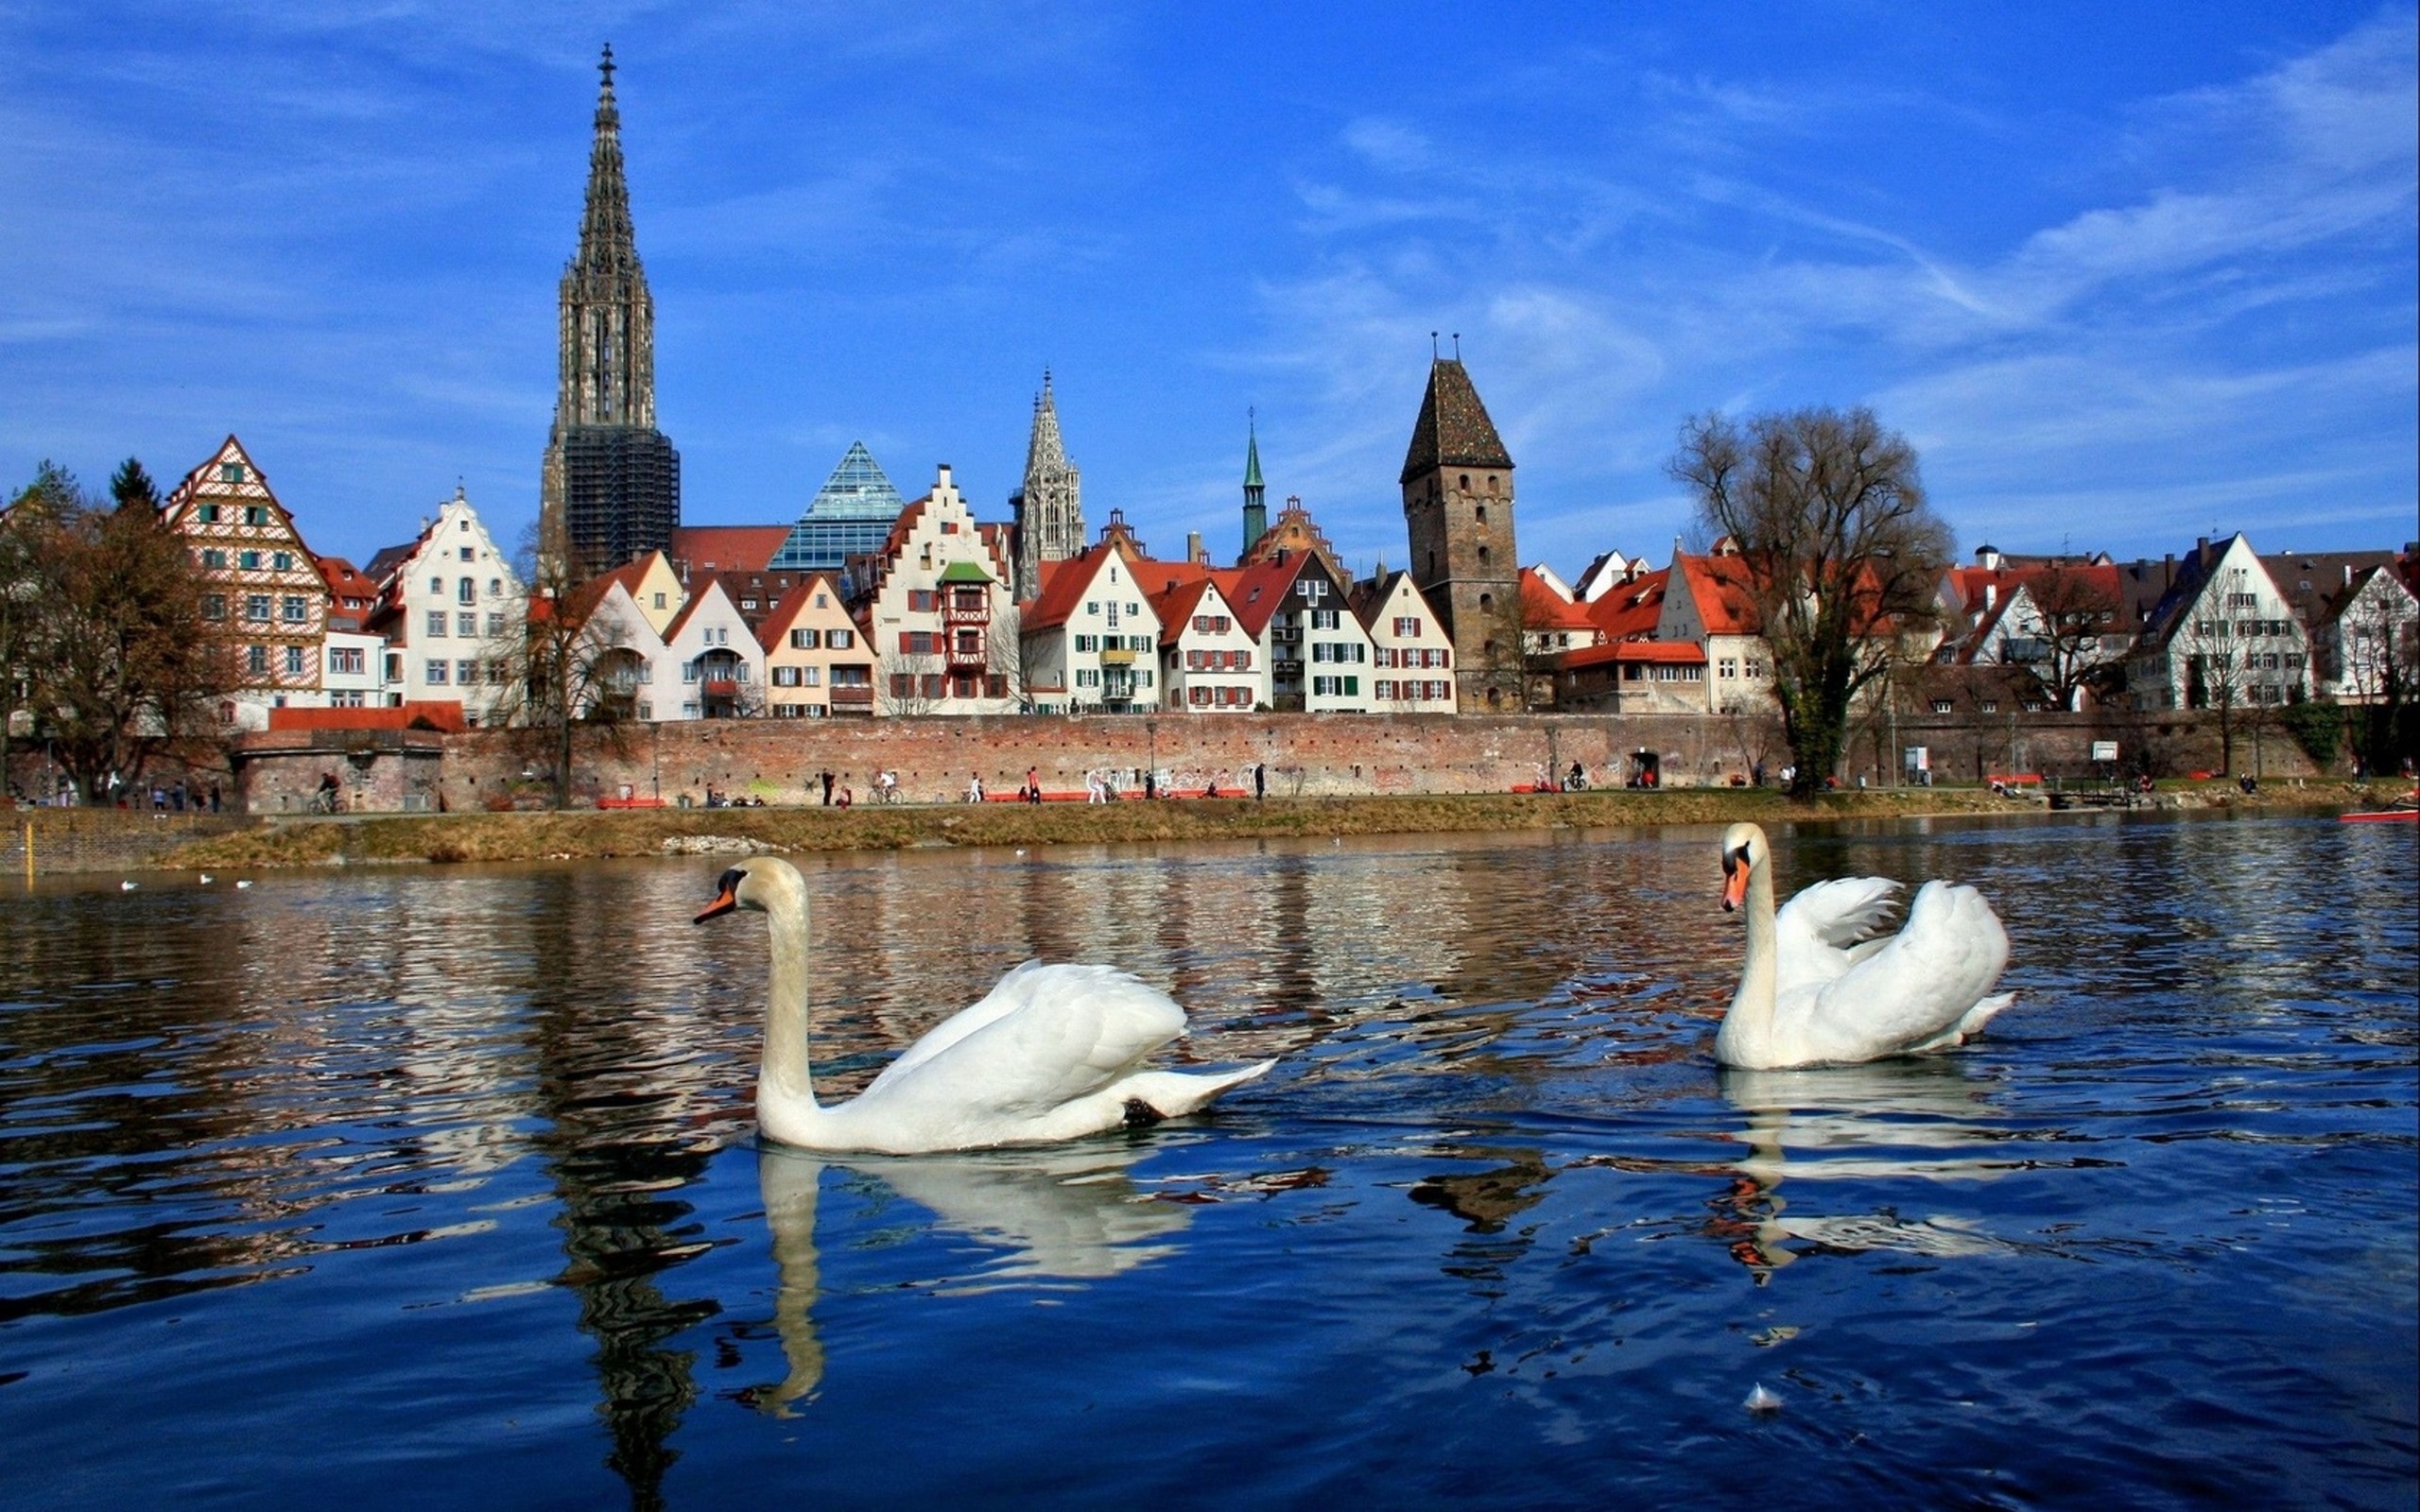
[0,811,2412,1510]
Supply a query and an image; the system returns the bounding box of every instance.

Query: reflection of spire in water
[1710,1062,2020,1276]
[525,869,722,1512]
[748,1143,1192,1411]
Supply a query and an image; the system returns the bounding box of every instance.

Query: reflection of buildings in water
[1407,1144,1556,1291]
[745,1141,1192,1414]
[1709,1062,2020,1278]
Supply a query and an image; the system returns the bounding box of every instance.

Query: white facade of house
[1356,574,1457,713]
[570,580,665,722]
[1153,580,1261,713]
[2315,567,2419,703]
[1022,547,1162,714]
[658,578,765,720]
[376,490,526,726]
[2128,535,2310,712]
[320,629,388,708]
[858,466,1018,715]
[1266,569,1376,713]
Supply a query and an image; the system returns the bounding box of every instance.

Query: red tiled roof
[1148,576,1219,631]
[1521,568,1597,634]
[1022,541,1127,634]
[669,525,790,576]
[1555,640,1706,670]
[1674,552,1761,636]
[1585,567,1669,641]
[266,701,466,732]
[1221,555,1316,639]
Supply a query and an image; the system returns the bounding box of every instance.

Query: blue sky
[3,4,2413,579]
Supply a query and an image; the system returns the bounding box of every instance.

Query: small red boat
[2340,791,2419,822]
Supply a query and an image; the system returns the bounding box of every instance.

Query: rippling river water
[2,813,2412,1509]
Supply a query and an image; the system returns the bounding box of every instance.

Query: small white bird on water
[234,879,253,889]
[199,874,214,885]
[120,880,137,891]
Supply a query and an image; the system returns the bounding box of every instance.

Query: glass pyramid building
[768,441,908,572]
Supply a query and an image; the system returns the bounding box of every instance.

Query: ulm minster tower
[1009,373,1083,602]
[540,45,680,579]
[1401,354,1522,710]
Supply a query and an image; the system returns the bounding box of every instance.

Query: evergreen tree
[110,456,161,514]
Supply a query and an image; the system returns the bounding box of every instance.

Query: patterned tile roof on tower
[1399,358,1513,485]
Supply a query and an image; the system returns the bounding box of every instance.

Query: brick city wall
[407,707,2277,812]
[231,729,448,814]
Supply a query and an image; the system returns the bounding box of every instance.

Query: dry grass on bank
[153,783,2161,870]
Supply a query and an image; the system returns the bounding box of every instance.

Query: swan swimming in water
[1715,822,2014,1070]
[696,857,1274,1154]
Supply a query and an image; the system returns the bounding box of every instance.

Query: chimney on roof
[1983,583,1996,611]
[1186,531,1203,564]
[2196,536,2211,558]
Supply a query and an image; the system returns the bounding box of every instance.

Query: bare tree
[2170,617,2254,776]
[4,462,236,801]
[2333,584,2420,774]
[876,641,941,717]
[1670,407,1951,797]
[485,525,644,809]
[2025,563,2122,711]
[987,605,1036,712]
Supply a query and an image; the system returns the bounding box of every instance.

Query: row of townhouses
[123,431,2417,738]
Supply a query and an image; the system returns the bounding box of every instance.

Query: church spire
[541,43,676,578]
[1241,408,1268,559]
[575,44,640,285]
[1011,369,1082,601]
[1026,369,1068,473]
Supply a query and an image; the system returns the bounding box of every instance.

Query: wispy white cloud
[1240,10,2418,572]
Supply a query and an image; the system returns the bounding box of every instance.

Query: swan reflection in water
[1709,1059,2028,1279]
[749,1140,1193,1413]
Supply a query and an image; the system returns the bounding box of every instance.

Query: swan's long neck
[760,879,824,1116]
[1720,850,1782,1066]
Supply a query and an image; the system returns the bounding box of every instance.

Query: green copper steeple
[1241,409,1267,559]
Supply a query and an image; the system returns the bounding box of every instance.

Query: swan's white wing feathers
[876,958,1053,1083]
[863,963,1185,1118]
[1799,880,2010,1060]
[1774,877,1901,989]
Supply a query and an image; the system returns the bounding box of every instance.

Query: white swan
[1715,822,2014,1070]
[696,857,1274,1153]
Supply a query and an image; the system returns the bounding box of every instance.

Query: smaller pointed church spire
[1241,409,1268,560]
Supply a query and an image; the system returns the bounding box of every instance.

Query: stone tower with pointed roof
[540,44,680,580]
[1009,372,1082,602]
[1241,413,1268,561]
[1400,355,1520,710]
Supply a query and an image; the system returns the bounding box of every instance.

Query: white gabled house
[1018,539,1163,713]
[548,573,663,723]
[1352,571,1456,712]
[363,488,526,727]
[1150,574,1260,713]
[2127,533,2310,712]
[1228,550,1374,713]
[658,576,764,719]
[853,465,1019,715]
